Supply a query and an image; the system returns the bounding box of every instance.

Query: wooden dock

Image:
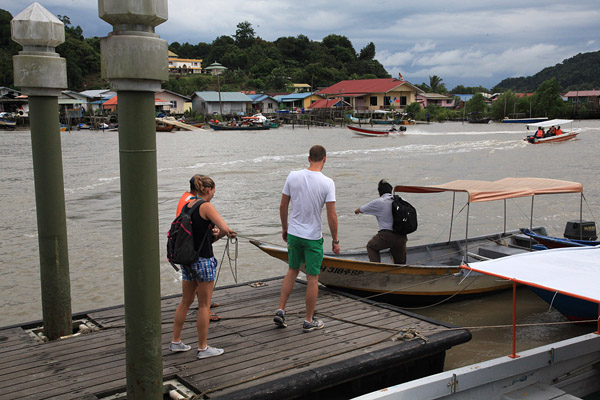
[0,277,471,399]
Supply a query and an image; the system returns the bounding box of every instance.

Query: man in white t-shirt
[274,145,340,333]
[355,179,407,264]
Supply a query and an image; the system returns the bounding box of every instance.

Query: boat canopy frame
[393,178,585,256]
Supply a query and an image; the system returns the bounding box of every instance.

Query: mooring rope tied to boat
[214,236,239,286]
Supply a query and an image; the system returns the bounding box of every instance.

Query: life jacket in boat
[535,129,544,138]
[555,128,562,135]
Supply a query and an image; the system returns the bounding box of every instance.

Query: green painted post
[11,4,72,341]
[99,0,168,398]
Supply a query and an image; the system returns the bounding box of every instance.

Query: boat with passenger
[348,125,406,137]
[524,119,580,144]
[253,178,584,305]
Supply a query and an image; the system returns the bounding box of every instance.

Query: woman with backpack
[169,175,237,359]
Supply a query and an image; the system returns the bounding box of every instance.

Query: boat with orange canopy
[252,178,584,305]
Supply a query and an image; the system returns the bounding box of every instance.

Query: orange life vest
[555,128,562,135]
[176,191,194,216]
[535,129,544,138]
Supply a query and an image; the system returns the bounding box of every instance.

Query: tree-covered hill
[0,10,389,93]
[492,51,600,92]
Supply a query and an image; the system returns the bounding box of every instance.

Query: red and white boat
[524,119,580,144]
[348,125,406,137]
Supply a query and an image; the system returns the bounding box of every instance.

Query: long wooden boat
[209,122,270,131]
[254,178,585,304]
[524,119,580,144]
[502,114,548,123]
[156,123,174,132]
[251,229,538,304]
[348,125,406,137]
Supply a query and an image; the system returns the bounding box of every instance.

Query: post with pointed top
[99,0,168,398]
[12,3,72,341]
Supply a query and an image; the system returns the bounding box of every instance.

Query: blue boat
[521,228,599,248]
[502,114,548,123]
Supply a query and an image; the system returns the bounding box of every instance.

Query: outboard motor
[564,220,597,240]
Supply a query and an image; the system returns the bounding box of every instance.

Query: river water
[1,120,599,368]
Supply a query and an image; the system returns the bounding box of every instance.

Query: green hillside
[493,51,600,92]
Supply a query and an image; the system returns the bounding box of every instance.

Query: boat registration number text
[320,266,364,276]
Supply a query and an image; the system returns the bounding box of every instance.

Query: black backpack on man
[392,195,418,235]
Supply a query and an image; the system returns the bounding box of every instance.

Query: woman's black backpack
[166,199,205,269]
[392,195,418,235]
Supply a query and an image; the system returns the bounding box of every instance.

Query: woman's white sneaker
[197,346,224,359]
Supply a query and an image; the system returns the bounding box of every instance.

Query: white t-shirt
[283,169,336,240]
[359,193,394,231]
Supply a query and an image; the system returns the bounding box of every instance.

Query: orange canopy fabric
[393,178,582,203]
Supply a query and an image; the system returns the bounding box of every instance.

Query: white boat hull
[354,333,600,399]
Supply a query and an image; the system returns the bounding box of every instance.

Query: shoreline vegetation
[1,10,599,125]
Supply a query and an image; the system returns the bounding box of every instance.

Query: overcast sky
[3,0,599,89]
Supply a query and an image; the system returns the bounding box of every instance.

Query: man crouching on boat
[355,180,407,264]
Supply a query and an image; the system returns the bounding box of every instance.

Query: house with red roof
[562,90,600,108]
[315,76,423,112]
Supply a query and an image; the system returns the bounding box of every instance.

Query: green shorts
[287,234,323,276]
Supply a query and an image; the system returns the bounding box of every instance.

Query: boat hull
[524,131,579,144]
[250,229,538,305]
[356,333,600,399]
[521,229,598,248]
[529,287,599,321]
[0,120,16,130]
[503,117,548,123]
[348,125,405,137]
[156,124,174,132]
[209,122,270,131]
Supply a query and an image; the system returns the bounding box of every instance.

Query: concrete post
[11,3,72,341]
[99,1,168,398]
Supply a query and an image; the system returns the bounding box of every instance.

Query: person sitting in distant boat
[535,127,545,138]
[545,126,557,137]
[390,123,398,132]
[555,126,563,135]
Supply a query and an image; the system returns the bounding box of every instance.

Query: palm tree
[420,75,447,93]
[428,75,445,93]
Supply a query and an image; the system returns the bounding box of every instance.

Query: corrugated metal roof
[317,79,423,96]
[308,98,343,109]
[192,91,254,102]
[563,90,600,97]
[276,92,315,101]
[418,93,454,99]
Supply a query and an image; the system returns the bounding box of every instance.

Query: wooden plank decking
[0,278,471,399]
